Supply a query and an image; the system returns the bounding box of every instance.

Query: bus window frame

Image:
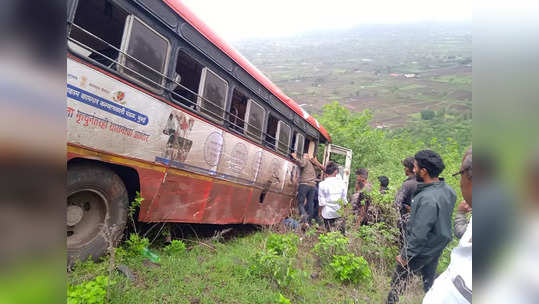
[119,14,171,94]
[244,98,266,143]
[276,120,291,155]
[294,132,305,155]
[197,67,229,123]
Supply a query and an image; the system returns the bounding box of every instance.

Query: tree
[421,110,435,120]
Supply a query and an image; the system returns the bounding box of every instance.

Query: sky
[181,0,472,41]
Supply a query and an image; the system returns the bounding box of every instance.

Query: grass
[68,226,426,304]
[431,75,472,86]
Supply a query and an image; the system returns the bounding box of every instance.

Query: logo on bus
[112,90,126,104]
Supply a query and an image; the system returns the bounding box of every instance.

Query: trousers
[386,254,441,304]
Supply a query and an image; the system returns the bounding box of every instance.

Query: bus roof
[163,0,331,143]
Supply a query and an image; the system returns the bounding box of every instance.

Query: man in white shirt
[423,147,472,304]
[318,161,348,234]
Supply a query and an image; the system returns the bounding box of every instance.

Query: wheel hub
[67,205,84,226]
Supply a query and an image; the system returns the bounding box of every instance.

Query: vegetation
[236,23,471,128]
[329,254,372,284]
[68,275,113,304]
[67,101,468,303]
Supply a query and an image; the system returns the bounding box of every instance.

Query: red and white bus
[66,0,350,264]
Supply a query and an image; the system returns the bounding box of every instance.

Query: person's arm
[393,185,406,210]
[310,156,325,170]
[295,156,307,168]
[454,201,471,239]
[402,197,438,262]
[318,183,327,207]
[341,183,348,205]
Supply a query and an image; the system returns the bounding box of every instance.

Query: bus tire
[67,164,128,267]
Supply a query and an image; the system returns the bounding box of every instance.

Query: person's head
[356,168,368,181]
[355,168,369,189]
[414,150,445,182]
[325,161,339,177]
[402,157,415,176]
[378,176,389,188]
[454,147,472,206]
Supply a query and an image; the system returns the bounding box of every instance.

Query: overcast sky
[181,0,471,41]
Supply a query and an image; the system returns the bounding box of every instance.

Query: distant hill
[233,22,471,128]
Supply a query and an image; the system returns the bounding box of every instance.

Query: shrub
[266,233,299,257]
[356,223,399,265]
[67,275,114,304]
[313,232,349,264]
[278,293,292,304]
[248,233,300,288]
[164,240,187,255]
[329,254,372,284]
[249,250,298,288]
[421,109,435,120]
[125,233,149,257]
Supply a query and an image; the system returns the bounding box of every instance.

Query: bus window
[245,99,265,142]
[305,138,316,157]
[198,68,228,123]
[69,0,128,67]
[120,16,170,91]
[265,114,279,150]
[229,89,248,132]
[293,132,305,155]
[276,121,291,155]
[172,50,203,108]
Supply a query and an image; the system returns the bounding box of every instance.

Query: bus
[66,0,350,264]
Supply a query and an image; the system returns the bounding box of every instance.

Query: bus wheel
[67,164,128,267]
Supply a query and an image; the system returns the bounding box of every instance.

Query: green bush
[278,293,292,304]
[164,240,187,255]
[313,232,349,264]
[329,254,372,284]
[67,275,114,304]
[420,109,435,120]
[125,233,149,257]
[249,250,298,288]
[266,233,299,257]
[356,223,399,265]
[248,233,300,288]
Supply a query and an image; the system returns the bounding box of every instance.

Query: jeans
[386,254,441,304]
[297,184,316,223]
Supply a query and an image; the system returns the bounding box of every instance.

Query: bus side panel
[146,168,213,222]
[201,182,253,224]
[243,190,294,225]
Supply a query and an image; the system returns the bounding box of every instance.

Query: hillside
[233,22,471,128]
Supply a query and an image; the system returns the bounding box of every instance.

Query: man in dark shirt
[393,157,418,245]
[386,150,457,304]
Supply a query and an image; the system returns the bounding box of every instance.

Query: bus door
[322,144,353,191]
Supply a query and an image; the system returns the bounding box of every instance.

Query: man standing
[318,161,348,234]
[393,157,418,245]
[291,152,324,223]
[423,148,472,304]
[386,150,456,304]
[351,168,372,225]
[378,175,390,194]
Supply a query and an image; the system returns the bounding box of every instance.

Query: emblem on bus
[112,90,126,104]
[163,111,195,162]
[80,76,87,87]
